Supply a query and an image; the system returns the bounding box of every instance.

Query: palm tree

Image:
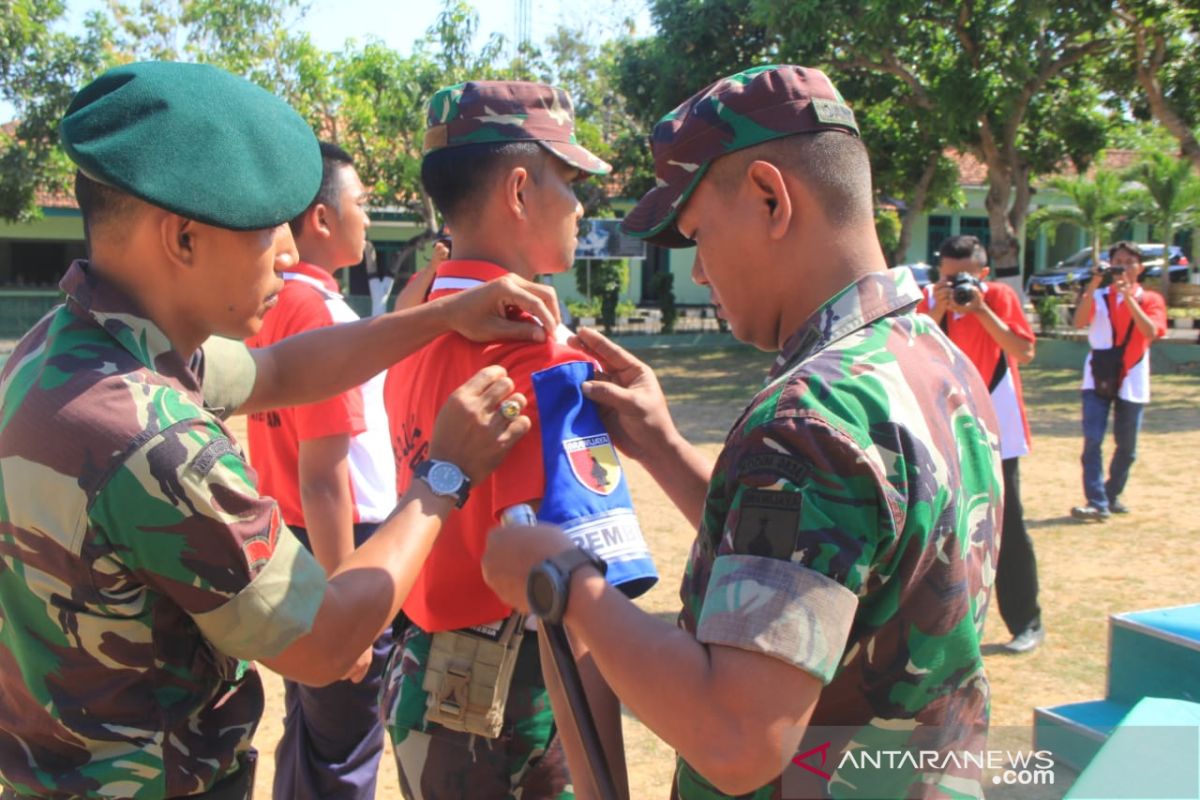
[1027,169,1131,278]
[1124,150,1200,297]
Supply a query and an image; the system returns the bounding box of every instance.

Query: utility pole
[515,0,532,73]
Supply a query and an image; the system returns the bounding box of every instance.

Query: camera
[950,273,983,305]
[1094,263,1125,286]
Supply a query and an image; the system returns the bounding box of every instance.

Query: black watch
[413,459,471,508]
[527,546,607,625]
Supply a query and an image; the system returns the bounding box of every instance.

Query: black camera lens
[950,274,980,305]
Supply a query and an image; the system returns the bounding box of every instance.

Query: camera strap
[1105,290,1136,351]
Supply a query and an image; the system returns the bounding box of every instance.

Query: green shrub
[1034,295,1064,333]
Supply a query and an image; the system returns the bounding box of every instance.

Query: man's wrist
[563,565,606,624]
[404,478,458,517]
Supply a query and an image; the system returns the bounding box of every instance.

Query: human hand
[342,646,373,684]
[434,273,560,344]
[932,280,953,310]
[1111,269,1134,298]
[429,365,530,484]
[570,327,677,463]
[481,523,575,612]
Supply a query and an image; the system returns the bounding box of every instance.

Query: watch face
[527,569,557,617]
[428,461,463,495]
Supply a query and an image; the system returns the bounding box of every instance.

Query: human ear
[505,166,531,220]
[308,203,333,239]
[162,214,195,268]
[746,160,792,241]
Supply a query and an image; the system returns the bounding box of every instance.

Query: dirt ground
[230,345,1200,799]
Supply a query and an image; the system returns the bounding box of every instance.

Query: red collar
[427,260,511,301]
[283,261,341,293]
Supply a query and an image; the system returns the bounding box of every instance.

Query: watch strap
[414,459,471,508]
[549,545,608,580]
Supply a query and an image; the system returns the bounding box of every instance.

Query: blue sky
[63,0,652,57]
[0,1,651,120]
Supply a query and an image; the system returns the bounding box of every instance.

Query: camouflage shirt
[676,269,1002,799]
[0,261,326,799]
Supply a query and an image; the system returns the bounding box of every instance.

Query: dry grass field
[230,345,1200,799]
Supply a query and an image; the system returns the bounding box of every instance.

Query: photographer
[919,235,1044,653]
[1069,241,1167,522]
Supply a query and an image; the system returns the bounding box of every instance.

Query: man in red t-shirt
[380,81,657,799]
[1070,241,1168,522]
[918,234,1044,653]
[246,142,397,800]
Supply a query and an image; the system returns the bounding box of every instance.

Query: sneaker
[1109,499,1130,514]
[1004,621,1045,654]
[1071,504,1110,522]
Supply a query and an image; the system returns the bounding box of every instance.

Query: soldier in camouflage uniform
[481,65,1003,799]
[0,61,561,800]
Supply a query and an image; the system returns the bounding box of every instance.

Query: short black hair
[74,170,140,247]
[939,235,988,265]
[421,141,544,224]
[1108,240,1143,263]
[709,132,875,228]
[289,141,356,235]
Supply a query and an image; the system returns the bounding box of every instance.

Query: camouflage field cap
[60,61,321,231]
[423,80,611,175]
[622,64,860,247]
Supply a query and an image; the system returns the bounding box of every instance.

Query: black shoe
[1071,504,1110,522]
[1004,621,1045,654]
[1109,499,1130,514]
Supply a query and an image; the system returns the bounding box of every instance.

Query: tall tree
[331,1,509,268]
[1124,148,1200,296]
[759,1,1113,286]
[1027,169,1132,276]
[0,2,114,221]
[1112,0,1200,172]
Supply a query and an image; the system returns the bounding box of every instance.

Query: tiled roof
[947,147,1142,187]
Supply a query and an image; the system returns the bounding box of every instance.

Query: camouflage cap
[621,65,860,248]
[60,61,321,231]
[423,80,611,176]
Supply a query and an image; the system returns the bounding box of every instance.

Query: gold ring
[500,399,521,420]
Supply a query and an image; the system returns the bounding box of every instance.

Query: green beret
[60,61,321,231]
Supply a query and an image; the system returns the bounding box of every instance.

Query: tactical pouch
[422,613,526,738]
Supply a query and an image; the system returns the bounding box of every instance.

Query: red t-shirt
[245,263,367,528]
[918,281,1033,459]
[385,260,600,632]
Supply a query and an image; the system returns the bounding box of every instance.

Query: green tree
[759,0,1114,284]
[1112,0,1200,172]
[1027,169,1131,276]
[1124,148,1200,296]
[0,1,114,221]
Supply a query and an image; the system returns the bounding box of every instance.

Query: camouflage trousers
[381,624,573,800]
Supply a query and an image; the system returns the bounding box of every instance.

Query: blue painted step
[1108,604,1200,708]
[1033,699,1130,773]
[1064,697,1200,800]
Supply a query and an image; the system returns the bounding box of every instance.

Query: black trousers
[995,457,1042,636]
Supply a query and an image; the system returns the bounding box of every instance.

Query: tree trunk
[1123,13,1200,173]
[1161,220,1174,299]
[983,161,1024,294]
[891,152,939,266]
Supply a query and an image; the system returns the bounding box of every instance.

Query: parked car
[893,262,934,288]
[1026,244,1190,297]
